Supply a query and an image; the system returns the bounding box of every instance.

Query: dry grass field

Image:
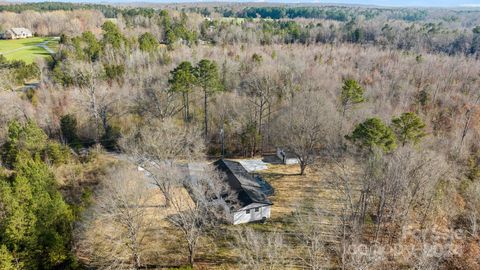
[75,155,354,269]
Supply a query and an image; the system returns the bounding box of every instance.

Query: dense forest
[1,2,480,270]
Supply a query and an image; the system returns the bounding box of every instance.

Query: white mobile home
[214,159,273,225]
[233,202,271,225]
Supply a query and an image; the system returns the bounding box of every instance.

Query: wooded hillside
[0,2,479,270]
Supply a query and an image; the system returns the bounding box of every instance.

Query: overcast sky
[7,0,480,7]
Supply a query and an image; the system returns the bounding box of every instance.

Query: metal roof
[214,159,272,208]
[9,28,32,36]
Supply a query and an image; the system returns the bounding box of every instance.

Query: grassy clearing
[0,37,58,63]
[77,155,349,269]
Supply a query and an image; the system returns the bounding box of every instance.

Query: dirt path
[36,41,54,54]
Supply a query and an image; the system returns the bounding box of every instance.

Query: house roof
[8,28,32,36]
[214,159,272,209]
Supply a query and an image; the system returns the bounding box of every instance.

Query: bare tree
[244,72,278,152]
[325,158,363,270]
[378,147,449,240]
[464,181,480,236]
[458,93,480,154]
[78,165,153,270]
[273,91,340,174]
[0,69,15,92]
[74,63,121,144]
[165,163,234,267]
[121,119,205,206]
[123,118,205,162]
[0,91,33,144]
[233,227,288,270]
[293,207,331,270]
[134,86,183,121]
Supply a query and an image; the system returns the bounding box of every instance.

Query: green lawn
[0,37,58,63]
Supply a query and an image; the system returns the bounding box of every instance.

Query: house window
[246,209,251,214]
[255,207,260,212]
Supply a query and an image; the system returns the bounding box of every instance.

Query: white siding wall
[233,204,271,225]
[285,157,299,165]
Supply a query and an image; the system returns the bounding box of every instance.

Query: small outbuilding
[214,159,273,225]
[276,148,300,165]
[2,28,33,39]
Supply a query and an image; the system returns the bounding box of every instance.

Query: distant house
[276,148,300,165]
[214,159,273,225]
[2,28,33,39]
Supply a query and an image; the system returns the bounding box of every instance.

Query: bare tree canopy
[1,3,480,269]
[273,91,341,174]
[76,165,153,270]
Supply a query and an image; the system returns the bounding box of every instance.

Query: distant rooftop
[8,28,32,35]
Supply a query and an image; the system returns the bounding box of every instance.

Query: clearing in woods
[77,155,351,269]
[0,37,58,63]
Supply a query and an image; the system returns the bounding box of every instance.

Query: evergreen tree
[81,31,102,62]
[168,61,196,122]
[2,121,48,168]
[347,117,397,153]
[391,112,427,146]
[100,125,121,151]
[0,121,74,269]
[138,32,159,52]
[340,78,365,116]
[101,21,128,50]
[195,59,222,138]
[0,245,16,270]
[60,114,81,149]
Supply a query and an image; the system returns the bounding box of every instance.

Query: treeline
[0,4,480,269]
[0,2,173,20]
[197,5,439,22]
[1,4,480,56]
[200,17,480,56]
[238,6,378,21]
[0,10,105,37]
[0,2,118,18]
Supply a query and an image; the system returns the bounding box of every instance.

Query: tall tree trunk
[300,161,307,175]
[90,87,100,144]
[375,184,386,242]
[183,92,188,122]
[257,96,265,155]
[133,252,141,270]
[186,92,190,122]
[164,192,171,208]
[341,209,347,270]
[459,94,480,154]
[188,244,195,267]
[204,88,208,139]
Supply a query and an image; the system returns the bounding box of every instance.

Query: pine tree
[347,117,397,153]
[195,59,222,138]
[138,32,159,52]
[391,112,427,146]
[168,61,196,122]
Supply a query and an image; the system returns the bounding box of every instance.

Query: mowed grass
[0,37,58,63]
